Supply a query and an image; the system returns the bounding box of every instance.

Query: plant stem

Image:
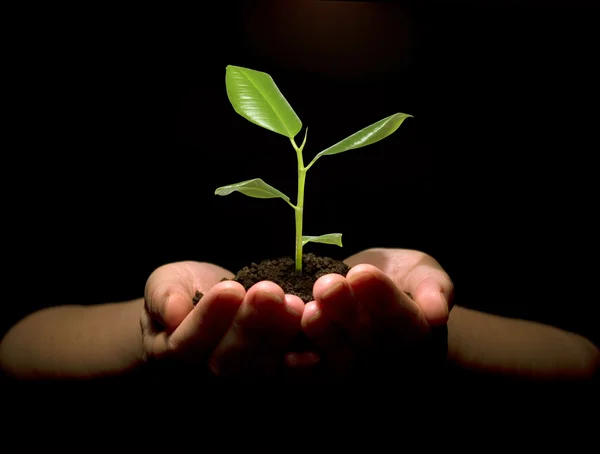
[291,130,308,272]
[295,167,306,272]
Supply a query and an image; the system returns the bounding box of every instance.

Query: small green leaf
[215,178,290,201]
[226,65,302,139]
[309,112,412,166]
[302,233,343,247]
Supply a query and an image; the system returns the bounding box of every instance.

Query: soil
[223,253,350,352]
[191,252,431,360]
[228,252,351,303]
[191,252,415,306]
[191,253,350,307]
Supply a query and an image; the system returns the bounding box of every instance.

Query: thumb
[408,269,454,327]
[146,283,194,333]
[144,261,236,332]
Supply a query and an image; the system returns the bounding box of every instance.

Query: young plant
[216,65,412,272]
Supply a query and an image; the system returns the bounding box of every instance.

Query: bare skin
[139,248,454,381]
[1,248,598,382]
[140,248,599,383]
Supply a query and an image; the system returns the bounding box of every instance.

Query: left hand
[290,248,454,380]
[142,261,303,379]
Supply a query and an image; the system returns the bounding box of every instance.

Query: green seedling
[216,65,412,272]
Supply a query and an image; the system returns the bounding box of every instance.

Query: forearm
[0,298,145,380]
[447,305,600,382]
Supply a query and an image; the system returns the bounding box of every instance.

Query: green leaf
[309,112,412,166]
[215,178,290,201]
[302,233,343,247]
[226,65,302,139]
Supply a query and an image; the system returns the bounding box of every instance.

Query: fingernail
[304,306,328,336]
[321,281,347,302]
[286,353,299,367]
[253,290,283,310]
[309,308,323,323]
[440,292,449,316]
[284,297,304,317]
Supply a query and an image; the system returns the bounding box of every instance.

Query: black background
[4,0,599,344]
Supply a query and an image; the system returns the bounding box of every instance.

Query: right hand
[141,261,304,378]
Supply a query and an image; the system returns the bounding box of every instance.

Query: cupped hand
[140,249,454,382]
[141,261,303,378]
[299,248,454,379]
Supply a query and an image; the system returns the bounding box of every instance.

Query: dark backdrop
[5,0,599,345]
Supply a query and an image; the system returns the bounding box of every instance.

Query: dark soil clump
[229,253,350,303]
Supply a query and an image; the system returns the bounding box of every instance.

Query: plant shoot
[216,65,412,272]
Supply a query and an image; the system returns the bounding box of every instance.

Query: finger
[312,274,359,339]
[301,300,356,378]
[166,280,245,363]
[145,261,234,331]
[343,248,454,326]
[209,282,303,378]
[284,293,306,320]
[284,351,321,368]
[346,264,429,342]
[403,262,454,327]
[283,351,322,384]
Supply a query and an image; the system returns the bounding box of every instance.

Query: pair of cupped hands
[141,248,454,382]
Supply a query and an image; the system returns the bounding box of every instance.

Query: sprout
[216,65,412,272]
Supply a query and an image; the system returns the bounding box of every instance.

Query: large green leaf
[215,178,290,201]
[302,233,343,247]
[226,65,302,139]
[309,113,412,166]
